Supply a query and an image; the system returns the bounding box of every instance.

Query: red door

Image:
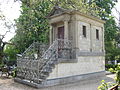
[58,26,64,39]
[58,26,64,58]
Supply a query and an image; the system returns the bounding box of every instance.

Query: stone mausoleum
[15,6,105,88]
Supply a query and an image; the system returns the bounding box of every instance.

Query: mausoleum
[15,6,105,88]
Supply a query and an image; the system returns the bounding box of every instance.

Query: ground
[0,74,116,90]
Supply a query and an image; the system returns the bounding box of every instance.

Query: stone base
[14,71,105,88]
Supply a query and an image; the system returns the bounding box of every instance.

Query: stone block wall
[48,56,105,79]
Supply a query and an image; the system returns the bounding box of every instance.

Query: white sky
[0,0,120,42]
[112,0,120,25]
[0,0,21,42]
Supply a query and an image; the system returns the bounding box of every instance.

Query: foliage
[9,0,51,54]
[105,41,120,62]
[104,17,119,62]
[98,80,116,90]
[11,68,17,78]
[7,0,119,62]
[51,0,101,17]
[115,64,120,84]
[115,32,120,44]
[105,64,118,70]
[0,11,14,64]
[105,17,118,41]
[98,66,120,90]
[108,68,116,73]
[115,70,120,84]
[4,44,18,60]
[107,64,120,73]
[93,0,117,20]
[96,0,119,62]
[10,0,102,55]
[107,65,120,85]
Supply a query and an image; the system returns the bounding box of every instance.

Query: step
[42,69,52,73]
[40,74,49,77]
[32,78,43,84]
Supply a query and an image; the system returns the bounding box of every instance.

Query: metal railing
[16,39,73,83]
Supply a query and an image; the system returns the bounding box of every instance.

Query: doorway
[58,26,64,39]
[58,26,64,58]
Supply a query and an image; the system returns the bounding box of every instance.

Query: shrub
[116,70,120,84]
[108,68,116,73]
[98,80,116,90]
[105,64,117,70]
[11,68,17,78]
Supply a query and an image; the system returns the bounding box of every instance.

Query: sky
[112,0,120,26]
[0,0,120,42]
[0,0,21,42]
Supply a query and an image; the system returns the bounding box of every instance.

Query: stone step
[42,68,52,73]
[39,75,48,80]
[32,78,43,84]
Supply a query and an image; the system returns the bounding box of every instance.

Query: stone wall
[48,11,105,80]
[48,56,105,79]
[78,22,91,52]
[77,21,103,52]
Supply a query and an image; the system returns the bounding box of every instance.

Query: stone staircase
[16,39,72,84]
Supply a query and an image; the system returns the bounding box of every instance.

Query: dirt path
[0,74,115,90]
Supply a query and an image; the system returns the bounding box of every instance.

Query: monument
[15,6,105,88]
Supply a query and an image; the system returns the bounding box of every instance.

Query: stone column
[90,24,93,52]
[49,25,52,45]
[102,26,105,52]
[52,24,56,41]
[64,20,69,39]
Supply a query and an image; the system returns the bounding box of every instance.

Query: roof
[47,6,105,24]
[47,6,69,17]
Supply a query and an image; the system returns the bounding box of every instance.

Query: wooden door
[58,26,64,39]
[58,26,64,58]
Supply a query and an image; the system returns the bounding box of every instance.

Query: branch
[2,41,15,46]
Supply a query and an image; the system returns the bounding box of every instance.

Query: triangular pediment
[48,6,66,17]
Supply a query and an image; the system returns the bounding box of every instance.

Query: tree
[93,0,117,20]
[12,0,101,55]
[0,32,14,64]
[0,11,14,64]
[11,0,119,63]
[12,0,51,54]
[95,0,119,62]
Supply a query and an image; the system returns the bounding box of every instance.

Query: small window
[83,25,86,38]
[96,29,99,40]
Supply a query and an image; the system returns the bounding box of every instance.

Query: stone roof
[47,6,69,17]
[47,6,105,24]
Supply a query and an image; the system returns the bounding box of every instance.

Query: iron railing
[16,39,73,83]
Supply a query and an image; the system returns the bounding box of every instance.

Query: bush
[115,70,120,84]
[105,64,117,70]
[98,80,116,90]
[108,68,116,73]
[11,68,17,78]
[98,65,120,90]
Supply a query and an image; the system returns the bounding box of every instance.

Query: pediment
[48,6,66,17]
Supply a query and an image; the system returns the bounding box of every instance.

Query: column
[49,25,52,45]
[90,24,93,52]
[64,20,69,39]
[52,25,55,41]
[102,27,105,52]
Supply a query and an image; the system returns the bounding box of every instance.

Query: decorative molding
[58,58,78,63]
[77,51,105,56]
